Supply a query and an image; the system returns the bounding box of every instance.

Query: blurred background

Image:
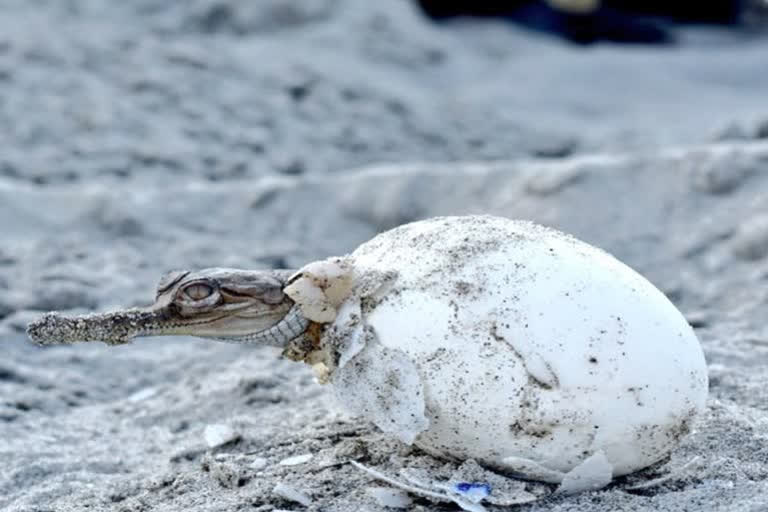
[1,1,767,511]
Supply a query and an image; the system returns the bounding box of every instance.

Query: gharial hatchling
[28,215,708,491]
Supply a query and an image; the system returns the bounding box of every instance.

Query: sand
[1,1,767,511]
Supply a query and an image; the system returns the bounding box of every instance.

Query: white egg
[286,215,708,484]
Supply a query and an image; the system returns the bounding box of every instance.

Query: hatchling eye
[183,283,214,300]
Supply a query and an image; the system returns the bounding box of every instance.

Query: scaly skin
[27,268,310,347]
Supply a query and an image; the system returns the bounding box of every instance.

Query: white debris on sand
[203,424,240,448]
[128,387,157,402]
[278,453,313,466]
[366,486,413,509]
[250,457,269,470]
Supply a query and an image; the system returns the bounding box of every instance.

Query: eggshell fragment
[294,215,708,484]
[284,257,354,323]
[557,450,613,494]
[333,336,429,444]
[272,483,312,507]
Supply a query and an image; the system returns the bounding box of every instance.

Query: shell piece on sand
[291,215,708,485]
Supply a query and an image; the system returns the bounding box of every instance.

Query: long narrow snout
[27,309,164,346]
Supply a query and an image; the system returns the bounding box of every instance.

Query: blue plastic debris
[453,482,491,502]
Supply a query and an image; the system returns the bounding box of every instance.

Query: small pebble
[731,214,768,261]
[128,387,157,402]
[279,453,313,466]
[250,456,268,470]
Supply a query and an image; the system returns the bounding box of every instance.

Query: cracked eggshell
[327,215,708,482]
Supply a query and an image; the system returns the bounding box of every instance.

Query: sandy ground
[1,1,768,511]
